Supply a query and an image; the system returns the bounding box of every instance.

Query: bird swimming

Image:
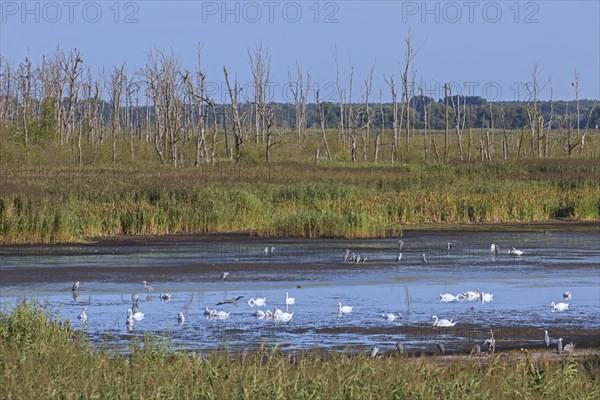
[338,302,353,315]
[160,293,172,301]
[128,308,144,321]
[247,297,266,307]
[432,315,456,327]
[440,293,463,302]
[381,313,402,321]
[462,288,480,301]
[508,247,524,256]
[285,292,295,305]
[78,307,88,322]
[550,302,569,312]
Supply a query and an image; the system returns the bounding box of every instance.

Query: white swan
[248,297,266,307]
[129,309,144,321]
[212,310,230,319]
[255,310,266,318]
[480,292,494,303]
[432,315,456,327]
[508,247,524,256]
[204,306,215,316]
[126,310,134,326]
[275,311,294,322]
[285,292,295,305]
[381,313,402,321]
[551,302,569,312]
[462,288,480,301]
[78,307,88,322]
[177,312,185,323]
[440,293,462,302]
[563,292,572,301]
[338,302,353,315]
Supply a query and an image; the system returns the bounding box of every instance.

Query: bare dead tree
[348,64,356,161]
[61,49,83,163]
[384,75,399,164]
[374,89,383,163]
[448,85,466,161]
[109,63,125,166]
[316,89,332,162]
[499,104,509,160]
[248,43,270,145]
[361,63,375,162]
[18,57,35,156]
[223,66,244,161]
[334,48,345,146]
[525,64,547,158]
[401,33,415,152]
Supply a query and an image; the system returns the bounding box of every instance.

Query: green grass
[1,302,599,399]
[1,128,599,243]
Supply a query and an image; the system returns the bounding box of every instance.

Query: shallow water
[1,226,599,354]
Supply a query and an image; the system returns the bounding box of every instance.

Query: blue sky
[1,0,598,102]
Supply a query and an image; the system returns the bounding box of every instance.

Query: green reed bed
[1,302,599,399]
[1,159,599,243]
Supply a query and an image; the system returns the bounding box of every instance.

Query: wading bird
[132,292,139,303]
[563,342,574,353]
[72,281,80,291]
[396,253,403,263]
[220,272,229,280]
[544,330,550,348]
[398,240,404,250]
[490,244,500,254]
[436,343,445,355]
[216,295,244,307]
[370,346,379,358]
[344,249,352,262]
[142,281,154,292]
[557,338,563,355]
[177,312,185,324]
[422,253,428,264]
[396,341,404,355]
[471,344,481,356]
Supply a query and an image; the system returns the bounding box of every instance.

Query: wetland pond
[1,225,599,355]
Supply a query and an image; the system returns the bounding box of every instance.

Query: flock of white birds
[73,240,575,353]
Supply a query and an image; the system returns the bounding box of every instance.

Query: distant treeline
[1,45,597,166]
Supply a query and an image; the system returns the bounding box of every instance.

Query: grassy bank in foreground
[1,303,599,400]
[1,159,599,243]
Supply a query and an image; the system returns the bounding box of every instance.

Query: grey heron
[370,346,379,358]
[471,344,481,355]
[216,295,244,306]
[72,281,80,291]
[142,281,154,292]
[422,253,428,264]
[344,249,352,262]
[447,242,452,250]
[557,338,563,355]
[220,272,229,280]
[398,240,404,250]
[436,343,445,355]
[177,312,185,324]
[544,330,550,348]
[396,341,404,355]
[396,253,402,263]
